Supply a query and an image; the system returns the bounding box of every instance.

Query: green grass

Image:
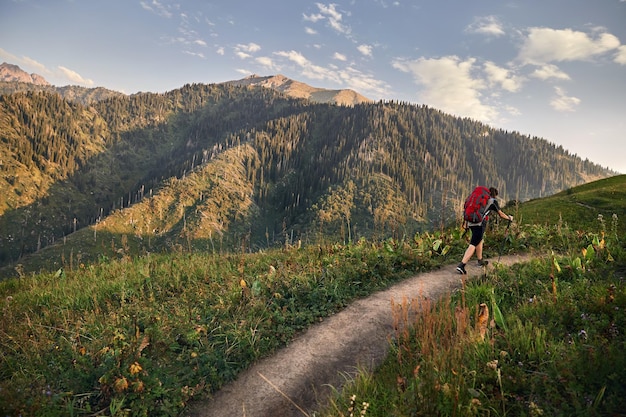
[0,232,457,416]
[1,175,625,416]
[514,174,626,235]
[318,179,626,417]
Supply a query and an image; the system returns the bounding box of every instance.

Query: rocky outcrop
[0,62,50,85]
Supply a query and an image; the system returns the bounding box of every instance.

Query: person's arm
[497,209,513,222]
[492,200,513,222]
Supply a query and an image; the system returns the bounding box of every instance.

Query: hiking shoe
[456,264,467,275]
[478,259,489,267]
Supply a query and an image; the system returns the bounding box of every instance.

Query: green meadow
[1,175,625,416]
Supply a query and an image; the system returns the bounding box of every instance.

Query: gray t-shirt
[467,197,500,227]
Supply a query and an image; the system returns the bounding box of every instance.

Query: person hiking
[456,187,513,275]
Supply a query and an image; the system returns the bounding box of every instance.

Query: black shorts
[469,224,486,246]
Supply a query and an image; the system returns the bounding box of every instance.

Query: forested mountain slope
[0,82,614,272]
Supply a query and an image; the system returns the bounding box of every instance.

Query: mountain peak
[227,74,371,106]
[0,62,50,86]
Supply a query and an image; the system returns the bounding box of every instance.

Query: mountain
[0,65,366,106]
[0,72,617,277]
[0,63,124,104]
[0,62,50,85]
[227,74,371,106]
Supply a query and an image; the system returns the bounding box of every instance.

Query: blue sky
[2,0,625,173]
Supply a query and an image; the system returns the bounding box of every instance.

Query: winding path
[185,254,530,417]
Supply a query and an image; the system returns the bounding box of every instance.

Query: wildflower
[578,329,588,341]
[348,394,356,417]
[361,401,370,416]
[129,361,142,375]
[475,303,489,341]
[132,380,145,393]
[113,376,129,393]
[486,360,499,370]
[529,401,544,416]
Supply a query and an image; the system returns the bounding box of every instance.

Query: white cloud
[256,56,275,70]
[305,27,317,35]
[503,104,521,117]
[306,3,350,35]
[275,50,312,69]
[58,66,94,86]
[234,43,261,59]
[615,45,626,65]
[139,0,173,18]
[466,16,505,37]
[21,57,49,75]
[303,12,324,23]
[357,44,373,57]
[517,27,621,65]
[0,48,94,86]
[530,64,571,80]
[236,43,261,53]
[236,68,253,76]
[0,49,50,75]
[216,46,225,56]
[550,86,580,112]
[338,67,389,97]
[392,56,498,123]
[273,50,389,97]
[183,51,205,59]
[193,40,207,47]
[483,61,523,92]
[317,3,342,22]
[333,52,347,61]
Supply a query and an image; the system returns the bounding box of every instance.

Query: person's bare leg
[475,240,484,261]
[462,245,476,264]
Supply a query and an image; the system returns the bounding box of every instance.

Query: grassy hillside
[517,174,626,234]
[318,176,626,416]
[1,176,624,416]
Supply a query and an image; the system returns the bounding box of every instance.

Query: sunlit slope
[517,174,626,234]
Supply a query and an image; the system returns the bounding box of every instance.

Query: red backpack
[463,186,491,223]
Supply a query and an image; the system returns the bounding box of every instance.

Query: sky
[1,0,625,174]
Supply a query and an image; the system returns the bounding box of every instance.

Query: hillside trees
[0,85,615,269]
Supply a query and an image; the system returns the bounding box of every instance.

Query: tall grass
[0,232,456,416]
[319,217,625,416]
[2,181,624,416]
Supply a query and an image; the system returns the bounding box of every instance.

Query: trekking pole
[497,219,512,263]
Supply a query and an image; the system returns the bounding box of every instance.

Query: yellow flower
[132,380,145,393]
[129,361,142,375]
[113,376,129,393]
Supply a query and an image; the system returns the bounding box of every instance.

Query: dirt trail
[185,254,530,417]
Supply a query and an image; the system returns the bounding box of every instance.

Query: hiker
[456,187,513,275]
